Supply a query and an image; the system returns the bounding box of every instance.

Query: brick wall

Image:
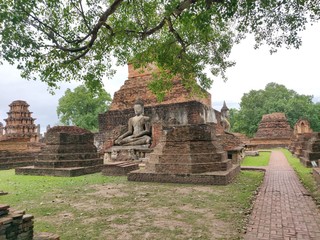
[109,64,211,111]
[0,204,34,240]
[98,101,217,152]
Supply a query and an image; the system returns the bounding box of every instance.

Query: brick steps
[128,164,240,185]
[0,161,36,170]
[0,152,37,170]
[38,152,99,161]
[15,164,103,177]
[150,160,232,174]
[34,158,102,168]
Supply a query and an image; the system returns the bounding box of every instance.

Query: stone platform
[16,126,103,177]
[15,165,102,177]
[128,164,240,185]
[0,151,38,170]
[129,124,240,185]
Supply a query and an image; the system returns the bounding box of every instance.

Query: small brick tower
[2,100,38,142]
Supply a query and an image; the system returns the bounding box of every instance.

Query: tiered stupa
[0,100,41,169]
[250,112,293,149]
[98,64,240,185]
[2,100,38,142]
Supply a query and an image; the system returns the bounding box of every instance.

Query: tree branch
[167,17,187,52]
[78,0,92,32]
[69,0,92,33]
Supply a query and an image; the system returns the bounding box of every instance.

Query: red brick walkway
[245,151,320,240]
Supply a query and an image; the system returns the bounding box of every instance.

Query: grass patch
[281,149,320,205]
[241,151,271,166]
[0,170,263,240]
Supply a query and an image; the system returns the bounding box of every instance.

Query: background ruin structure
[1,100,39,142]
[289,119,314,158]
[0,100,42,169]
[250,112,293,149]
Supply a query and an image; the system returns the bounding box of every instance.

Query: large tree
[230,82,320,137]
[0,1,319,94]
[57,85,112,131]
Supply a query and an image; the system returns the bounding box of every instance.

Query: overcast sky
[0,23,319,133]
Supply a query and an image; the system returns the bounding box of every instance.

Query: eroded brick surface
[251,113,293,149]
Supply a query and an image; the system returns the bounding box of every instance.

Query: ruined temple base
[104,145,152,162]
[15,164,102,177]
[128,164,240,185]
[0,151,38,170]
[102,161,139,176]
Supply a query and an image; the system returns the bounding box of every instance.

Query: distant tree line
[57,85,112,132]
[230,82,320,137]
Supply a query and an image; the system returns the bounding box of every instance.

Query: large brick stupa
[251,112,293,149]
[98,64,240,185]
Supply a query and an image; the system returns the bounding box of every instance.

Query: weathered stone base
[249,138,291,149]
[104,145,152,162]
[0,151,38,170]
[15,164,102,177]
[102,161,139,176]
[128,164,240,185]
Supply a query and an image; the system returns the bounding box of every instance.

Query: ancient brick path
[245,151,320,240]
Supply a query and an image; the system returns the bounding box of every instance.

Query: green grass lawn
[0,170,264,240]
[281,149,320,205]
[241,151,271,167]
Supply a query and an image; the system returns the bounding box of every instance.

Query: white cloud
[210,23,320,110]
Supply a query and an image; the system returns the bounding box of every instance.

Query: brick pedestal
[16,126,103,177]
[128,124,240,185]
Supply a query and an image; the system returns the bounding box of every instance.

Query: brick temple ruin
[0,100,42,169]
[289,120,320,167]
[98,64,241,185]
[16,126,103,177]
[289,119,314,159]
[250,112,293,149]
